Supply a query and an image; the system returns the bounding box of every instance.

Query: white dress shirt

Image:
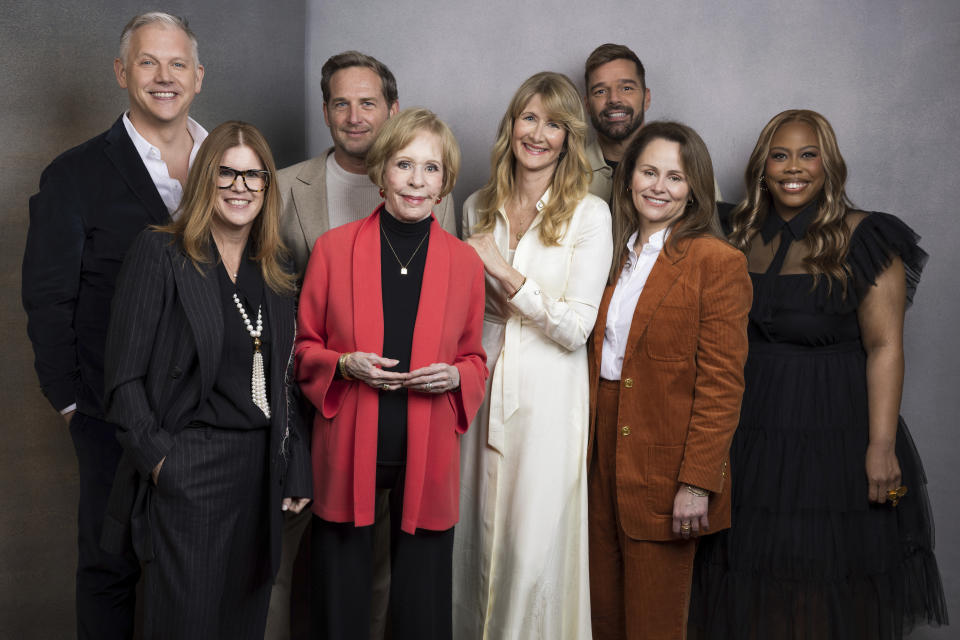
[600,227,668,380]
[122,112,208,216]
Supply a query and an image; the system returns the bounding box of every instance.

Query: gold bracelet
[685,484,709,498]
[507,277,526,300]
[338,353,354,380]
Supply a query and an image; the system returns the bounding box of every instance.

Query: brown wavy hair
[157,120,296,295]
[608,121,721,283]
[470,72,590,246]
[728,109,855,292]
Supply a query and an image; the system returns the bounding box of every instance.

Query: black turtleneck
[376,208,431,472]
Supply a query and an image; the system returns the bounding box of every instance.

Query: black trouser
[144,425,272,640]
[310,465,454,640]
[69,412,141,640]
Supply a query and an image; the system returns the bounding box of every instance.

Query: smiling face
[114,23,203,133]
[511,94,567,176]
[382,131,444,223]
[213,145,265,235]
[323,66,398,171]
[764,120,826,219]
[630,137,690,240]
[586,58,650,143]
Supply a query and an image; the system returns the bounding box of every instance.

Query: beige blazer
[277,147,458,274]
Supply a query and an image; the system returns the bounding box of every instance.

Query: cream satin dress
[453,189,613,640]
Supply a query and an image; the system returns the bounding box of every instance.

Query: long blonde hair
[728,109,855,291]
[157,121,296,295]
[608,121,722,284]
[471,72,590,246]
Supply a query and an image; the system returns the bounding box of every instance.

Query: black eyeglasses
[217,166,270,192]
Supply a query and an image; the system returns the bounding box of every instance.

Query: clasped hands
[341,351,459,394]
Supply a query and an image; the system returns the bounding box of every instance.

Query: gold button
[621,425,631,436]
[623,378,633,388]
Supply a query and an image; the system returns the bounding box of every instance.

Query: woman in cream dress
[453,71,613,639]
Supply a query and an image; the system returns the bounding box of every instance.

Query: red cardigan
[296,208,488,533]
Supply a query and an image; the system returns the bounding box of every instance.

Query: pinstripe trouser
[144,425,272,640]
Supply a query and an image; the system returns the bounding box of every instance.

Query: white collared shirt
[600,227,667,380]
[122,112,208,216]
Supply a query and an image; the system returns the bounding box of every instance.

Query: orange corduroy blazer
[587,235,752,541]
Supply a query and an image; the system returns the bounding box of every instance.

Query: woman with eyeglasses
[102,121,312,639]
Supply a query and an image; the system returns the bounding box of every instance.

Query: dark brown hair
[584,43,646,92]
[608,121,721,283]
[320,51,398,106]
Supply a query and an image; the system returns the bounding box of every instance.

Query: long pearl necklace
[232,292,271,418]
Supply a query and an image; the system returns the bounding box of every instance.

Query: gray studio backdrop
[1,2,306,636]
[305,0,959,636]
[2,0,957,637]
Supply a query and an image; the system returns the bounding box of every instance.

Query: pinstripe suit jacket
[100,229,311,572]
[587,235,751,541]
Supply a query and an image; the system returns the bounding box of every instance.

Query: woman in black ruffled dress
[688,109,948,639]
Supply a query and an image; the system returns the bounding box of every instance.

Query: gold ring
[382,383,390,391]
[887,485,907,507]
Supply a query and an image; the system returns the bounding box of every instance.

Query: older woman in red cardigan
[295,108,487,640]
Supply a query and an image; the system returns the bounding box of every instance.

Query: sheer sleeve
[846,212,927,307]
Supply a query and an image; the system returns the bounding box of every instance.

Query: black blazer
[99,229,312,573]
[22,116,169,416]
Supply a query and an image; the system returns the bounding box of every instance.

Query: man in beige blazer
[277,52,457,277]
[267,51,456,640]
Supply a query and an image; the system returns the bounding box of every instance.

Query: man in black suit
[21,12,206,639]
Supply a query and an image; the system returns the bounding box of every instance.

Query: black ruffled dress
[688,207,948,639]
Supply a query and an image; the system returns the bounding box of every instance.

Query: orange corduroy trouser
[588,379,698,640]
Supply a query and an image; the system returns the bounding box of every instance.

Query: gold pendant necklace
[381,226,429,275]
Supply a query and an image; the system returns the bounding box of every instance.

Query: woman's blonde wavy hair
[471,71,590,246]
[156,120,296,295]
[728,109,855,292]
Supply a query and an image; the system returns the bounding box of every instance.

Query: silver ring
[426,382,433,390]
[382,383,389,391]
